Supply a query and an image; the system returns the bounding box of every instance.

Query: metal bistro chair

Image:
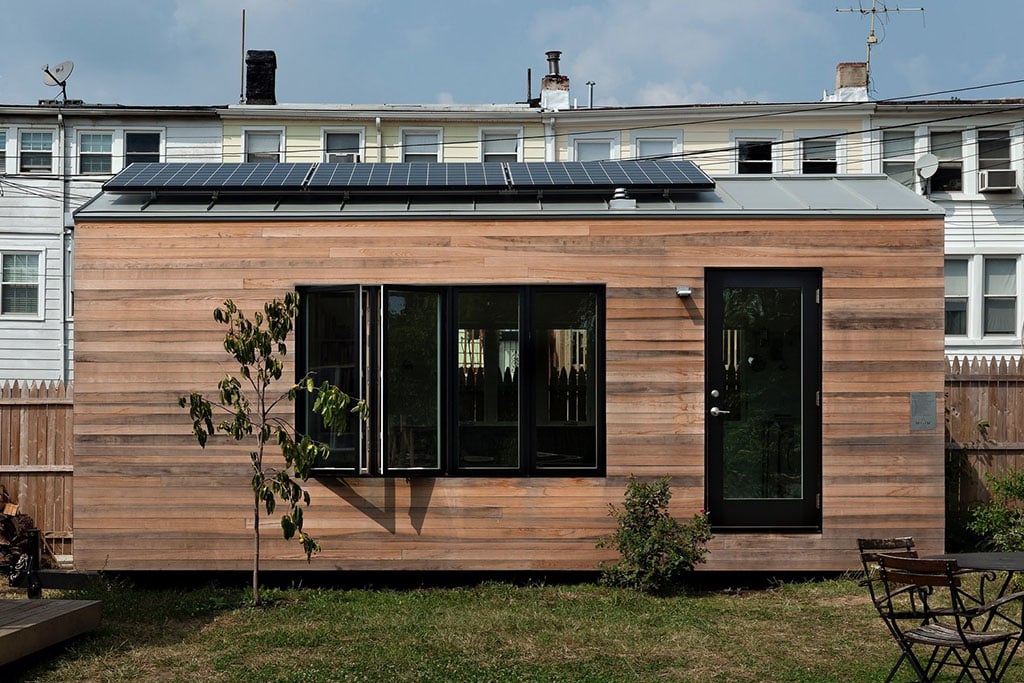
[858,537,923,681]
[875,554,1024,682]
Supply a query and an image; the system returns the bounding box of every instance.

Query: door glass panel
[457,291,520,468]
[385,290,441,470]
[721,286,803,500]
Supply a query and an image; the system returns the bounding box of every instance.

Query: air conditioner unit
[326,153,360,163]
[979,169,1017,192]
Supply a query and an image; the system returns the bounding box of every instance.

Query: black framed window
[299,285,605,477]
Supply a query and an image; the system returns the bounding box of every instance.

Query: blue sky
[1,0,1021,107]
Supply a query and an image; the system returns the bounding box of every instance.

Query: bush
[969,468,1024,551]
[598,476,712,594]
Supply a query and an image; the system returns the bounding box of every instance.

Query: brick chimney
[245,50,277,105]
[836,62,868,90]
[540,50,570,111]
[822,62,869,102]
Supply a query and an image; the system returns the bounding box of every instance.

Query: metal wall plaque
[910,392,936,431]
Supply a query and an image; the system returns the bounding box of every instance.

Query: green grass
[5,576,1023,682]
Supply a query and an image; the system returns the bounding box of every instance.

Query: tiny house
[72,161,946,573]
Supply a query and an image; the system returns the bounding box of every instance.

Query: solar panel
[104,163,314,191]
[105,160,713,195]
[307,162,508,190]
[505,160,713,191]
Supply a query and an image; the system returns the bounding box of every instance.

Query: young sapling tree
[180,293,365,605]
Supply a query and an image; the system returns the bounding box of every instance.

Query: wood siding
[72,214,945,572]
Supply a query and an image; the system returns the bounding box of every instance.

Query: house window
[984,258,1016,335]
[125,132,161,165]
[402,130,441,162]
[882,130,916,187]
[79,133,112,174]
[245,131,283,162]
[736,139,774,174]
[930,131,963,192]
[801,138,837,174]
[944,259,968,335]
[0,131,6,172]
[480,130,520,163]
[1,252,41,316]
[324,132,361,163]
[20,131,53,172]
[979,130,1011,172]
[574,139,614,162]
[634,137,676,161]
[299,285,604,476]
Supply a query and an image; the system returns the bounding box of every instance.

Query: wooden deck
[0,599,101,666]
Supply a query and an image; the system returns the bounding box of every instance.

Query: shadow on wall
[318,477,437,535]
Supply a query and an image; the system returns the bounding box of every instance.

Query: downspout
[375,117,382,162]
[57,110,69,385]
[544,116,556,162]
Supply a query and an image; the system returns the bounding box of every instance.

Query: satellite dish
[915,153,939,179]
[42,61,74,86]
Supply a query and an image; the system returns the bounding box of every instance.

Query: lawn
[3,576,1022,682]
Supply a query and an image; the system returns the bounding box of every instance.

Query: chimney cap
[545,50,562,75]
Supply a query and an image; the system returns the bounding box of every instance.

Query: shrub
[598,475,712,594]
[969,468,1024,552]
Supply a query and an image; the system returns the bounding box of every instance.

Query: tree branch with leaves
[179,293,365,605]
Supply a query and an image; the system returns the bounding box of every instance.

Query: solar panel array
[105,160,714,194]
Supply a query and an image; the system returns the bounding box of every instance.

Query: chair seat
[906,622,1019,648]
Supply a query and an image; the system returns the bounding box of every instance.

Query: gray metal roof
[75,173,942,222]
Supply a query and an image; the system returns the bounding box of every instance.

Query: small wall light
[675,286,692,298]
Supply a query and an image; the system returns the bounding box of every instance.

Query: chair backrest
[857,537,917,608]
[876,554,965,624]
[857,537,917,574]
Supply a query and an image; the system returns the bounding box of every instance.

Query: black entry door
[705,269,821,531]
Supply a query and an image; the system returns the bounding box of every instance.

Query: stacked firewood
[0,486,43,585]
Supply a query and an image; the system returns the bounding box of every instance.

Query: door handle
[709,406,731,417]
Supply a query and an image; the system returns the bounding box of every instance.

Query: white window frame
[567,132,619,162]
[795,130,845,175]
[400,128,443,162]
[18,129,56,173]
[122,129,164,168]
[0,250,45,320]
[322,127,365,163]
[77,130,114,175]
[630,130,682,161]
[0,130,7,174]
[945,254,1022,343]
[880,128,918,189]
[928,129,964,194]
[243,128,285,163]
[730,130,781,174]
[479,128,523,163]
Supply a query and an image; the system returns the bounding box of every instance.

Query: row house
[0,102,222,382]
[223,53,1024,359]
[4,52,1023,387]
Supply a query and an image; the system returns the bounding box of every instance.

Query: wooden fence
[0,381,73,562]
[946,357,1024,519]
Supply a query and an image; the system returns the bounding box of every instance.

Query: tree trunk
[253,494,261,606]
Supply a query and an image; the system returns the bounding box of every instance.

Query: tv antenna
[836,1,924,91]
[42,60,74,103]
